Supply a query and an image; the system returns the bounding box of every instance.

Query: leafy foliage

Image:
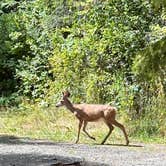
[0,0,53,99]
[0,0,165,139]
[49,0,155,103]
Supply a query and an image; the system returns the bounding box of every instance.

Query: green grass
[0,105,165,145]
[0,105,127,144]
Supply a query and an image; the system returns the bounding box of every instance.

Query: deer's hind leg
[111,119,129,145]
[83,121,96,140]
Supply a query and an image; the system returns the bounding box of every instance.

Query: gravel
[0,135,166,166]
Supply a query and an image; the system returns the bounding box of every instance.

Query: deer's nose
[55,102,62,107]
[55,104,59,107]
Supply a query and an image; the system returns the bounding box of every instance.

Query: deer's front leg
[83,121,96,140]
[75,119,83,144]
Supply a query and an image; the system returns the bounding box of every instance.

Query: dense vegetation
[0,0,165,142]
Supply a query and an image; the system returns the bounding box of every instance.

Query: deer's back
[73,104,116,121]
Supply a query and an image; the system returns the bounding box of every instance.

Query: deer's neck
[64,98,76,113]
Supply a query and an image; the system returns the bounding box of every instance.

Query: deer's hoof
[75,140,79,144]
[101,141,105,145]
[126,140,129,146]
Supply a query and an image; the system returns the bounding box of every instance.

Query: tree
[133,0,166,93]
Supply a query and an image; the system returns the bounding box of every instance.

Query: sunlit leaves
[133,36,166,81]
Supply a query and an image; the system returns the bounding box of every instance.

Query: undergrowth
[0,102,165,145]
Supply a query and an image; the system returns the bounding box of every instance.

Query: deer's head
[56,91,71,107]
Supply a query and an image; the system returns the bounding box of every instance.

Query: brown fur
[56,91,129,145]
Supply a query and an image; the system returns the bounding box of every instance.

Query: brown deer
[56,91,129,145]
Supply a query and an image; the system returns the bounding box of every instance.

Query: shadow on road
[94,143,144,148]
[0,134,143,148]
[0,135,61,145]
[0,135,109,166]
[0,153,108,166]
[104,143,144,148]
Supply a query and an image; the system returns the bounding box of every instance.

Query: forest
[0,0,166,143]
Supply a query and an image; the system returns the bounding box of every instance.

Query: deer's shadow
[94,143,143,148]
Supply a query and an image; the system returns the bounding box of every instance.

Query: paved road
[0,135,166,166]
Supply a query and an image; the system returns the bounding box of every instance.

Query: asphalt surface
[0,135,166,166]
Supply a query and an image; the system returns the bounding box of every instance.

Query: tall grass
[0,97,165,144]
[0,102,131,145]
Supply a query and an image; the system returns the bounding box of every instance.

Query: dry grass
[0,105,129,145]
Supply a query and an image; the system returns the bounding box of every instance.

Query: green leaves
[48,0,159,103]
[0,0,165,139]
[1,0,165,110]
[133,36,166,81]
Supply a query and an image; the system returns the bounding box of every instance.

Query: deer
[56,91,129,145]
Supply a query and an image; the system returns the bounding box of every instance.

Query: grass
[0,104,165,145]
[0,105,127,144]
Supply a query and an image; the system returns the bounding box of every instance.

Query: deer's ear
[63,90,70,97]
[66,91,70,97]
